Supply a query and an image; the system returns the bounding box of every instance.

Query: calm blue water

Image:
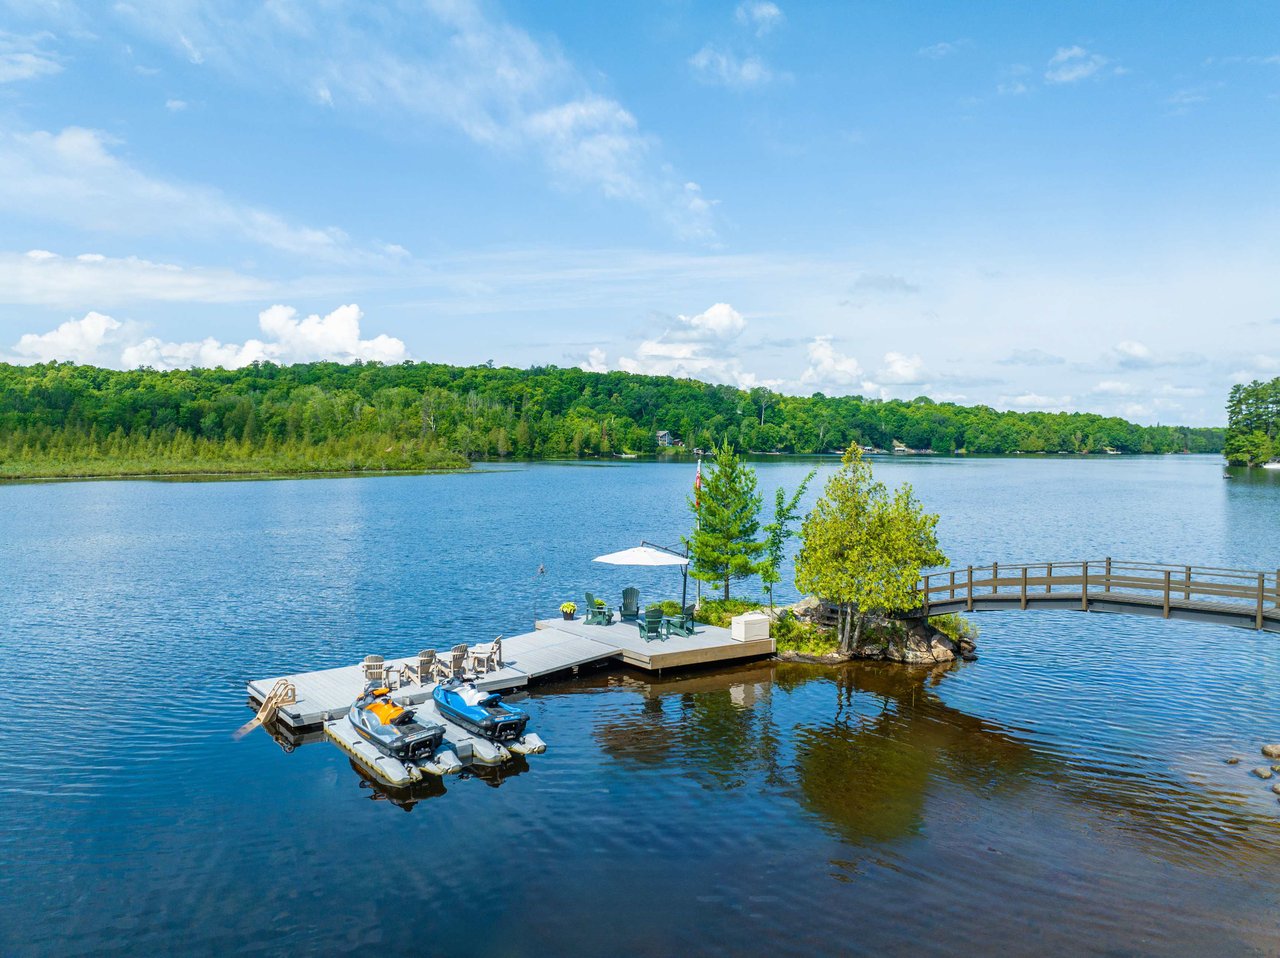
[1,456,1278,956]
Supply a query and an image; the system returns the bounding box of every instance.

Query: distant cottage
[656,430,683,448]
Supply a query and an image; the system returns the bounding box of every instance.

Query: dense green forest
[0,360,1224,478]
[1224,378,1280,466]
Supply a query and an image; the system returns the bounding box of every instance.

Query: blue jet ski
[348,684,446,762]
[432,679,531,743]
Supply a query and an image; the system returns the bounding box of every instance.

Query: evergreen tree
[795,445,946,653]
[760,469,815,610]
[685,444,766,600]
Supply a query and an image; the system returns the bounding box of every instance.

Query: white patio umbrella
[593,542,691,608]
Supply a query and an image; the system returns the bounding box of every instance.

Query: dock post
[949,570,956,600]
[922,574,930,617]
[1163,571,1171,618]
[1258,574,1266,630]
[1081,561,1089,612]
[1104,557,1111,593]
[1020,568,1028,609]
[992,561,998,595]
[967,566,974,612]
[1046,561,1053,595]
[1184,565,1192,601]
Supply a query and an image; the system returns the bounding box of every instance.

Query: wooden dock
[247,615,774,730]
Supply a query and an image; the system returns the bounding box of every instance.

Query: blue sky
[0,1,1276,425]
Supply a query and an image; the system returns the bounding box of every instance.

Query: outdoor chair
[469,635,503,674]
[584,592,613,625]
[409,649,435,685]
[362,654,386,685]
[429,648,456,683]
[448,643,471,680]
[619,587,640,620]
[665,605,697,638]
[637,608,664,642]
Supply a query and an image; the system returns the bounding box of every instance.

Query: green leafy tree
[795,445,946,653]
[685,444,766,600]
[760,469,815,610]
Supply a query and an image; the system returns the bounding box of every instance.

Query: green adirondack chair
[637,607,664,641]
[584,592,612,625]
[665,604,697,637]
[620,587,640,620]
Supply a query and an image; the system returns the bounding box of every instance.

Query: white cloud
[799,336,880,396]
[107,0,714,239]
[13,312,124,364]
[878,351,927,385]
[7,303,408,370]
[0,126,396,264]
[1001,392,1074,411]
[672,302,747,340]
[579,347,608,373]
[1044,46,1110,84]
[1112,340,1152,366]
[1104,340,1203,371]
[1093,379,1140,396]
[0,31,61,83]
[165,98,188,111]
[0,248,273,306]
[735,2,784,37]
[998,348,1064,366]
[617,302,756,384]
[689,45,775,89]
[919,40,966,60]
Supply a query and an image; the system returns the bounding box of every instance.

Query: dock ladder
[234,678,297,740]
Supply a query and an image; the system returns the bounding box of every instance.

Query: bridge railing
[918,559,1280,629]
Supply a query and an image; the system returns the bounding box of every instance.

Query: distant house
[656,430,673,447]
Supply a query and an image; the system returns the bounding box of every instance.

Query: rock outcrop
[783,599,973,664]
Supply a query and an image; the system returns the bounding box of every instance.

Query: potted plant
[560,601,577,620]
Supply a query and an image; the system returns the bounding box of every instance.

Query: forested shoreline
[1225,378,1280,466]
[0,360,1224,479]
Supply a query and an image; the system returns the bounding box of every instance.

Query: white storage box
[730,611,770,642]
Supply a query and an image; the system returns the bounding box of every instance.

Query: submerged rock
[1262,744,1280,759]
[1273,783,1280,796]
[1251,766,1274,780]
[1224,757,1241,765]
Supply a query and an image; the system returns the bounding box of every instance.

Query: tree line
[0,359,1223,477]
[1225,378,1280,466]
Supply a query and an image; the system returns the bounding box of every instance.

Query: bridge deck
[916,559,1280,634]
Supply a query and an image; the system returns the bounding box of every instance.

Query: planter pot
[562,611,575,620]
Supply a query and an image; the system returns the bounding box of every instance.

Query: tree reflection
[595,662,1038,844]
[791,663,1038,845]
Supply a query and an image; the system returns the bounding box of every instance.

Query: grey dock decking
[248,614,774,729]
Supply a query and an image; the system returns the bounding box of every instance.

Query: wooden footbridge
[915,559,1280,634]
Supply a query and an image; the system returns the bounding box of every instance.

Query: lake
[1,456,1278,956]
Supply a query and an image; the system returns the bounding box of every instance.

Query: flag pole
[694,454,702,609]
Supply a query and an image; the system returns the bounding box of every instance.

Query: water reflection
[592,661,1280,860]
[790,664,1039,845]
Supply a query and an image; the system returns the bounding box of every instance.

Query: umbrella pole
[681,568,688,610]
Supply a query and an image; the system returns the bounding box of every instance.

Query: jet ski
[348,684,447,762]
[432,679,531,743]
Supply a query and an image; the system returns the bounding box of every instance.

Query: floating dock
[246,614,773,785]
[247,616,774,730]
